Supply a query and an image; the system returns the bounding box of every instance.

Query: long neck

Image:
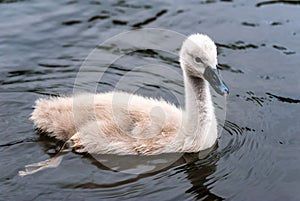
[181,66,217,151]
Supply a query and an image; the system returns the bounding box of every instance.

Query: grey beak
[204,66,229,95]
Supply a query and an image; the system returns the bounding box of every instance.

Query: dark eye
[194,57,202,63]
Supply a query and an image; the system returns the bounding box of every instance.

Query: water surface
[1,0,300,200]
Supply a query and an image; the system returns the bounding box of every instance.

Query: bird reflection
[179,151,223,200]
[34,135,223,200]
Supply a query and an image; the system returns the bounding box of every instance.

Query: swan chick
[30,33,229,155]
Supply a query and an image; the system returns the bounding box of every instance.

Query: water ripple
[218,63,244,74]
[272,44,296,55]
[241,22,259,27]
[88,15,109,22]
[62,20,82,26]
[236,91,267,107]
[132,9,167,28]
[222,120,243,136]
[217,42,259,50]
[267,92,300,104]
[256,0,300,7]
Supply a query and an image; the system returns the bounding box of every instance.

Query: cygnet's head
[180,34,217,74]
[180,33,229,95]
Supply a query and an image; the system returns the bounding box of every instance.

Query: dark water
[1,0,300,200]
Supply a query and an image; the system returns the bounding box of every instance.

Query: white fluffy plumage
[31,34,223,155]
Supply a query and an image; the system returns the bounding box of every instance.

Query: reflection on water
[1,0,300,200]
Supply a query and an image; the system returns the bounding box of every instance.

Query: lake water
[1,0,300,200]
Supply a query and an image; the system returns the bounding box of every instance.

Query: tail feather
[30,97,76,140]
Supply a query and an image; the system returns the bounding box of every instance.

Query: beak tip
[217,85,229,96]
[224,88,229,95]
[223,91,229,97]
